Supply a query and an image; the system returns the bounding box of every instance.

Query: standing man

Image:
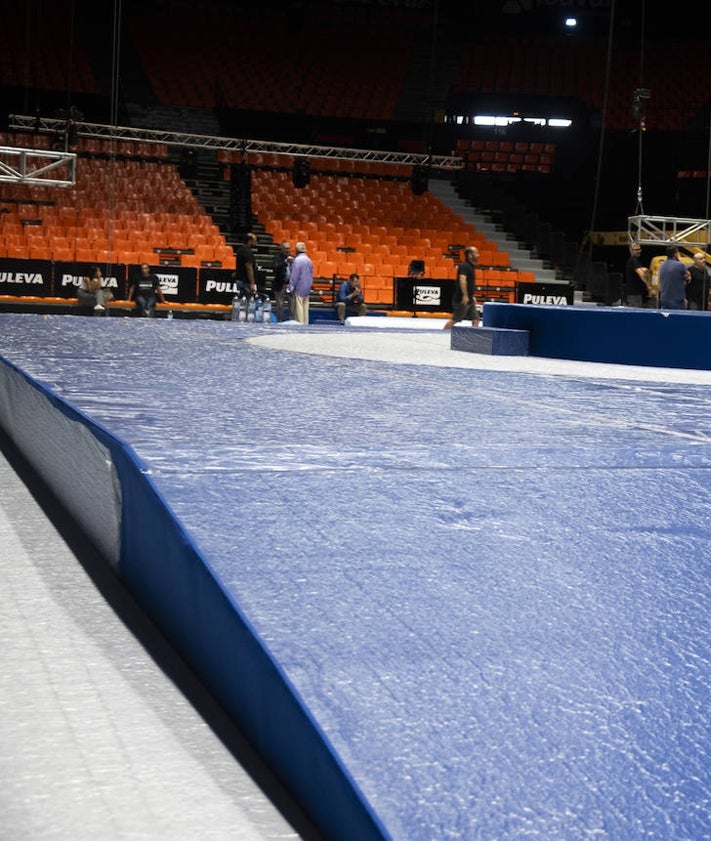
[444,245,480,329]
[287,241,314,325]
[659,245,691,310]
[334,273,367,324]
[235,232,258,297]
[686,251,709,311]
[128,263,166,317]
[272,240,293,322]
[624,241,650,307]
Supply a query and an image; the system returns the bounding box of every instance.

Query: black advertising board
[198,268,241,305]
[0,258,53,297]
[53,262,127,299]
[394,277,456,313]
[516,281,575,305]
[127,264,198,303]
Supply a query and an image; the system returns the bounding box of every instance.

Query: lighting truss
[0,145,76,187]
[628,214,711,249]
[9,114,463,170]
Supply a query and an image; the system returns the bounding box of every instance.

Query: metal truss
[9,114,463,170]
[628,214,711,249]
[0,145,76,187]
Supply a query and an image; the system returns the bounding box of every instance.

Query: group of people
[77,233,483,326]
[78,262,165,317]
[234,233,316,325]
[269,237,318,324]
[273,237,368,324]
[78,236,709,327]
[625,242,709,310]
[76,235,368,325]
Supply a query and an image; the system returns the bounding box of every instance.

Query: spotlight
[293,158,310,188]
[410,165,428,196]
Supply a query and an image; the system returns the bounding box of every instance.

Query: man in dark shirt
[334,273,367,324]
[235,232,258,297]
[128,263,165,317]
[659,245,691,310]
[444,246,479,329]
[687,251,709,310]
[272,240,293,321]
[624,242,650,307]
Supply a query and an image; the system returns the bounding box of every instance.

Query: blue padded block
[451,324,529,356]
[482,302,711,369]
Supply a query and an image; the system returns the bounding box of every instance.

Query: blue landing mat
[1,314,710,840]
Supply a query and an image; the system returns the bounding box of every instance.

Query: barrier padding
[0,352,387,841]
[482,302,711,369]
[451,324,529,356]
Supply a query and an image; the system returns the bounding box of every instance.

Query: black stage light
[410,165,428,196]
[293,158,311,188]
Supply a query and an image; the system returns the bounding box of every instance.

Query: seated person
[128,263,166,316]
[335,273,367,324]
[77,265,114,314]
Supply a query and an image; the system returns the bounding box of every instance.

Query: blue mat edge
[0,354,388,841]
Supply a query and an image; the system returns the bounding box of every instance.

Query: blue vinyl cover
[0,314,710,840]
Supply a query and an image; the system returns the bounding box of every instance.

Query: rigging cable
[106,0,124,278]
[64,0,76,117]
[633,0,647,217]
[584,0,616,258]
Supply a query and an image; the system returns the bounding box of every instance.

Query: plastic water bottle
[263,297,272,324]
[230,296,240,321]
[167,309,173,320]
[247,296,256,322]
[238,296,247,322]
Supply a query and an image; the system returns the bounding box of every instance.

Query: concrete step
[429,178,562,282]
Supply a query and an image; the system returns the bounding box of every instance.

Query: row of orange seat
[0,138,236,269]
[253,170,511,279]
[352,269,533,307]
[2,134,512,286]
[453,138,556,174]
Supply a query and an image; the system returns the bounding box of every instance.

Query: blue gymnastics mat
[1,313,710,840]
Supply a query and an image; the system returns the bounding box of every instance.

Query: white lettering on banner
[522,293,569,305]
[205,280,239,293]
[414,285,441,305]
[0,272,44,285]
[156,273,179,296]
[61,274,119,289]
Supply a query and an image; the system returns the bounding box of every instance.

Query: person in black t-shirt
[235,232,258,297]
[272,240,293,321]
[624,242,650,307]
[444,246,480,329]
[687,251,709,311]
[128,263,166,317]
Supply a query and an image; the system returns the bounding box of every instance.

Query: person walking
[443,246,480,329]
